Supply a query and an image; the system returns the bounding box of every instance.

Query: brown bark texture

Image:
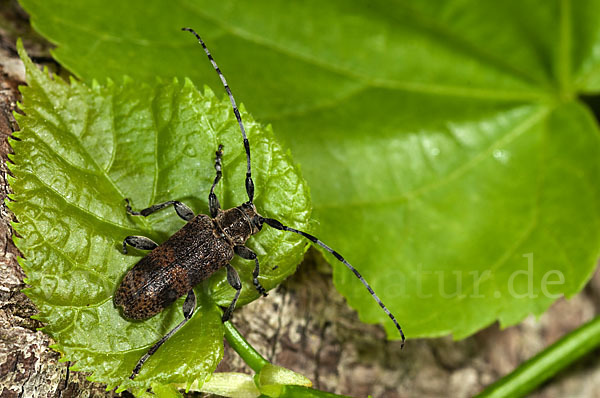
[0,2,599,397]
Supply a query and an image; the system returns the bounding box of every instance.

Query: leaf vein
[317,107,551,210]
[188,6,549,101]
[19,172,134,231]
[33,81,130,201]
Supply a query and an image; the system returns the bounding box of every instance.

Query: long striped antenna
[183,27,405,347]
[182,27,255,203]
[262,217,406,347]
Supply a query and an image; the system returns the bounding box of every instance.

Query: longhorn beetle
[113,27,406,380]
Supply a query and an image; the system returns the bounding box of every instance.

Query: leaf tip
[15,39,38,84]
[182,77,197,91]
[15,38,30,64]
[4,191,15,205]
[202,85,215,98]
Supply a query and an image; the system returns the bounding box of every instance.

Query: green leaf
[18,0,600,339]
[257,364,312,388]
[148,383,184,398]
[9,42,310,391]
[183,373,261,398]
[257,364,312,397]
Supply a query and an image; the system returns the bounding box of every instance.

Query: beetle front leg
[122,236,158,254]
[130,289,197,379]
[125,198,194,221]
[222,264,242,322]
[234,246,267,297]
[209,144,224,218]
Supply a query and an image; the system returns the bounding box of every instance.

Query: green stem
[223,321,269,373]
[270,385,354,398]
[476,315,600,398]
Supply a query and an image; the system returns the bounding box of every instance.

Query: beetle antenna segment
[261,217,405,348]
[182,27,255,203]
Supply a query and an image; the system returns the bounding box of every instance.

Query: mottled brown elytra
[114,27,405,380]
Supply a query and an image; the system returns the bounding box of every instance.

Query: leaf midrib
[34,77,131,211]
[187,4,550,99]
[558,0,573,98]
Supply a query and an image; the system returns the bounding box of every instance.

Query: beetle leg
[122,236,158,254]
[124,198,194,221]
[130,290,197,379]
[209,144,224,218]
[234,246,267,297]
[222,264,242,322]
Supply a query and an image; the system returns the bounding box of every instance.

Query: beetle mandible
[113,27,406,380]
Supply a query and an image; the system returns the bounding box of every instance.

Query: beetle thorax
[213,203,262,246]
